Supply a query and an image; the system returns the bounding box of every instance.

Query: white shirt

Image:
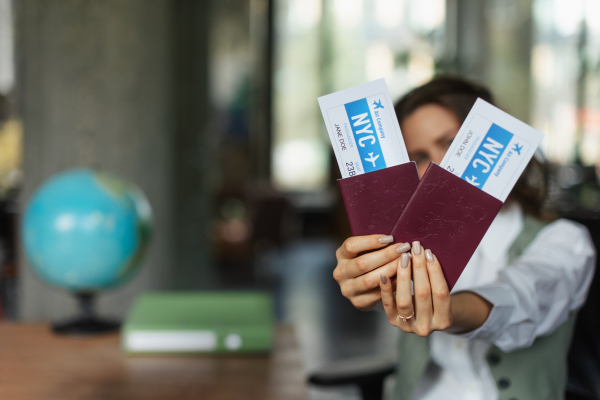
[414,204,596,400]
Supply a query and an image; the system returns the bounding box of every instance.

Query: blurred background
[0,0,599,399]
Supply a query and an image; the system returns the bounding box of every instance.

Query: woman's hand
[333,235,412,311]
[379,241,493,336]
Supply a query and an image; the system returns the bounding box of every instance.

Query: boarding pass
[440,98,544,202]
[318,79,410,178]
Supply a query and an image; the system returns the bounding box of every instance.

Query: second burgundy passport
[390,163,503,290]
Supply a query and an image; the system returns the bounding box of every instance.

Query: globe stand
[52,292,120,335]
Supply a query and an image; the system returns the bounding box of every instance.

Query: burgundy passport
[390,163,503,290]
[338,162,420,236]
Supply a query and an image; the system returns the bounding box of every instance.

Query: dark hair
[395,75,551,219]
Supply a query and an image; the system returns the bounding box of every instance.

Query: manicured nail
[425,249,434,263]
[379,235,394,244]
[408,253,412,260]
[412,241,421,255]
[401,253,410,268]
[380,274,387,284]
[396,243,411,254]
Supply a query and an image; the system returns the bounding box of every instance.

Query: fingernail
[401,253,410,268]
[412,241,421,255]
[380,274,387,284]
[425,249,434,263]
[396,243,411,254]
[379,235,394,244]
[408,253,412,260]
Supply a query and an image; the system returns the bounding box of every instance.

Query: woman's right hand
[333,235,412,311]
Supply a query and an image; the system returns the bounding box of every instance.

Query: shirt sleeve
[459,219,596,352]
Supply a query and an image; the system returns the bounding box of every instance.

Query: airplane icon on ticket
[373,100,384,109]
[512,143,523,155]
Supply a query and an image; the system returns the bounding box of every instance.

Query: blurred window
[272,0,446,191]
[532,0,600,167]
[272,0,600,195]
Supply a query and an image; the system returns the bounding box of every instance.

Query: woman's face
[401,103,461,177]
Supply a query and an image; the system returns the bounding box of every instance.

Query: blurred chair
[566,217,600,400]
[308,356,395,400]
[0,195,17,321]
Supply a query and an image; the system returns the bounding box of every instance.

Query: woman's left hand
[379,241,452,337]
[379,240,494,337]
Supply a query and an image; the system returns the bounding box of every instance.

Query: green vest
[393,215,578,400]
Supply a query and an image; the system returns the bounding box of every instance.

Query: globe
[22,169,152,334]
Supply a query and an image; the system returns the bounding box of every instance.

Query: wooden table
[0,324,308,400]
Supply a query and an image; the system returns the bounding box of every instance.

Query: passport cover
[390,163,503,290]
[338,162,420,236]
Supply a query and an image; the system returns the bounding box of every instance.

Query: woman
[333,76,596,399]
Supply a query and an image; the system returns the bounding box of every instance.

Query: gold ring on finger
[398,311,414,322]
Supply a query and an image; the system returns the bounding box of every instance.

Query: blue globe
[22,169,152,292]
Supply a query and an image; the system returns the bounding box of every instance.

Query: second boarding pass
[440,98,544,202]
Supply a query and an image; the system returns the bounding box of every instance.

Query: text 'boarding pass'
[440,98,544,202]
[318,79,410,179]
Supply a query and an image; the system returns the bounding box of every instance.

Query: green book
[122,291,274,354]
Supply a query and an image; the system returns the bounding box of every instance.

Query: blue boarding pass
[318,79,410,179]
[440,98,544,202]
